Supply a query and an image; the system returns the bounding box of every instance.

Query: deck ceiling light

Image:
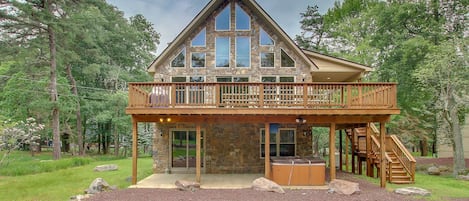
[296,117,306,124]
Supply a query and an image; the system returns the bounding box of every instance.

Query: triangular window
[281,49,295,67]
[236,4,250,30]
[191,28,206,47]
[216,4,230,31]
[171,48,185,67]
[260,28,274,46]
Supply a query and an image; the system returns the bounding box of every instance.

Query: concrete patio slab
[130,174,328,190]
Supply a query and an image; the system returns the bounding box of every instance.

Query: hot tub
[270,157,325,186]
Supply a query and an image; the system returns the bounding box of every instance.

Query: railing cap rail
[128,82,399,85]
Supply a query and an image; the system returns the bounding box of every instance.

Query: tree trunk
[47,18,60,160]
[65,64,84,156]
[114,123,119,157]
[420,138,428,157]
[451,106,465,176]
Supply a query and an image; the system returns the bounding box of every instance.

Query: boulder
[69,194,92,201]
[394,187,431,196]
[251,177,285,194]
[427,166,440,175]
[456,174,469,181]
[438,165,450,172]
[328,179,360,195]
[175,180,200,191]
[85,178,117,194]
[94,164,118,172]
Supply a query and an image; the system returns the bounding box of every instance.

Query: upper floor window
[171,48,185,67]
[216,37,230,67]
[281,49,295,67]
[191,52,206,68]
[216,4,231,31]
[172,77,186,82]
[260,28,274,46]
[236,37,250,67]
[260,52,274,67]
[235,4,250,30]
[191,28,206,47]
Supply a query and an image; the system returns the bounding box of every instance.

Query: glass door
[171,130,204,171]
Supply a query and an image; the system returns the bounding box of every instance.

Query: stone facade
[152,122,314,174]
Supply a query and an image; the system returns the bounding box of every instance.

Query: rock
[438,165,450,172]
[251,177,285,194]
[94,164,118,172]
[427,166,440,175]
[70,194,92,201]
[456,174,469,181]
[328,179,360,195]
[85,178,117,194]
[394,187,431,196]
[175,180,200,191]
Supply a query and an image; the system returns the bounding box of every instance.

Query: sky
[106,0,338,56]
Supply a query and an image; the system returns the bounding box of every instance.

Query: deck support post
[329,123,336,180]
[131,116,138,185]
[339,130,343,171]
[345,133,349,172]
[351,129,356,174]
[366,123,373,177]
[380,122,386,188]
[196,124,201,183]
[264,123,270,179]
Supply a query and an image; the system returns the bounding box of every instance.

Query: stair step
[391,180,414,184]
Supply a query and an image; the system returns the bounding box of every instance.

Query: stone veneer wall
[152,122,314,174]
[152,0,312,83]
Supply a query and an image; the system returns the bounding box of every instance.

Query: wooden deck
[126,82,399,117]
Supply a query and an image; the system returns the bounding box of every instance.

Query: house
[126,0,412,187]
[438,114,469,159]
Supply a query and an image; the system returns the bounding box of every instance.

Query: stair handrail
[389,135,416,182]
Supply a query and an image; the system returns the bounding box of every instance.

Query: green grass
[356,172,469,201]
[0,152,153,201]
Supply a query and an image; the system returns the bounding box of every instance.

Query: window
[171,48,185,67]
[191,28,206,47]
[260,28,274,46]
[191,52,205,68]
[281,49,295,67]
[216,76,249,82]
[260,128,296,157]
[260,52,274,67]
[235,4,250,30]
[216,37,230,67]
[215,4,230,31]
[236,37,250,67]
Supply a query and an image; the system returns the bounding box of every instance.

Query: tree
[295,5,326,51]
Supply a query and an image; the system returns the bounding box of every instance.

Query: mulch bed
[85,172,420,201]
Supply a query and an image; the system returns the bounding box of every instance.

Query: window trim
[215,37,231,68]
[260,52,275,68]
[260,128,296,158]
[170,48,186,68]
[280,49,295,68]
[191,28,206,47]
[235,3,250,31]
[260,28,275,46]
[235,36,251,68]
[191,52,206,68]
[215,3,231,31]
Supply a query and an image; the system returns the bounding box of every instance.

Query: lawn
[0,152,153,201]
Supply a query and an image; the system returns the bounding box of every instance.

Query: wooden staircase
[346,124,416,184]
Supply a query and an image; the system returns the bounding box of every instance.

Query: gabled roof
[147,0,318,74]
[303,50,373,82]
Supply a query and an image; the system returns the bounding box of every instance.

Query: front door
[171,130,204,173]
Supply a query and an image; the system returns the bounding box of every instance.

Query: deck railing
[387,135,416,182]
[127,82,398,109]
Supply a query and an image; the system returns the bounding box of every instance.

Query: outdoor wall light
[159,117,171,123]
[296,117,306,124]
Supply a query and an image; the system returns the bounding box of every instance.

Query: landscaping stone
[438,165,450,172]
[94,164,118,172]
[456,174,469,181]
[85,178,117,194]
[70,194,92,201]
[394,187,431,196]
[427,165,441,175]
[251,177,285,194]
[175,180,200,191]
[328,179,360,195]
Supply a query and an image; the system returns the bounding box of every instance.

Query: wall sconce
[159,117,171,123]
[296,117,306,124]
